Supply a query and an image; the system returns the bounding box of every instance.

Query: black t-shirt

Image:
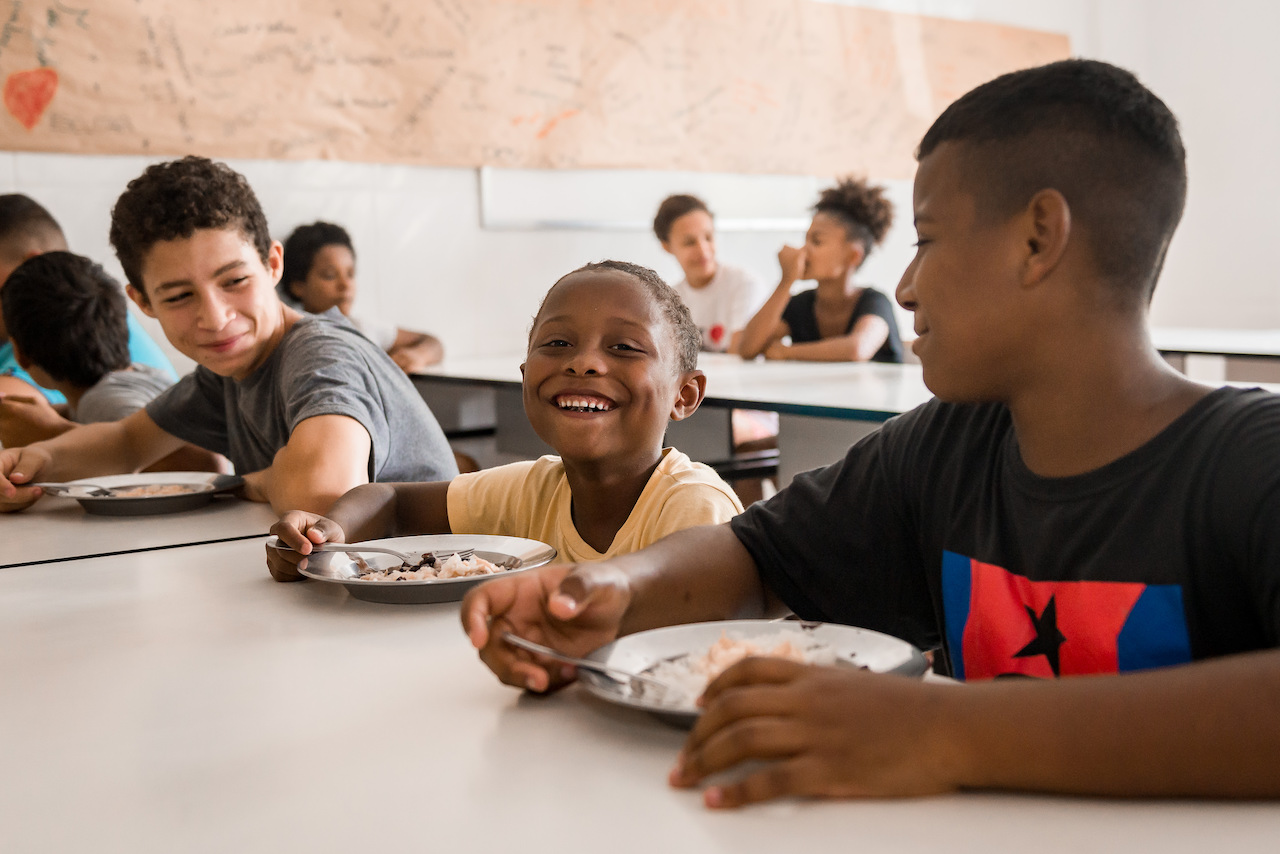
[730,387,1280,679]
[780,287,903,363]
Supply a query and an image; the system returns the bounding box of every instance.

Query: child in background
[653,195,768,354]
[0,251,223,472]
[0,156,457,514]
[279,222,444,373]
[0,194,176,445]
[739,177,903,362]
[267,260,743,580]
[463,60,1280,804]
[2,252,174,423]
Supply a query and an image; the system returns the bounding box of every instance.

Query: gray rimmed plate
[50,472,244,516]
[577,619,929,728]
[273,533,557,604]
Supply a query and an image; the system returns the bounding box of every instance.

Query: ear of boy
[1019,189,1072,290]
[667,370,707,422]
[125,283,151,312]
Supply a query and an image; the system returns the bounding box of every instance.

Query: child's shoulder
[650,448,744,507]
[452,455,563,493]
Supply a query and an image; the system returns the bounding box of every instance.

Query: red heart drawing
[4,68,58,131]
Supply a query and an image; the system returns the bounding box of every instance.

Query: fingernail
[560,665,575,681]
[526,676,538,691]
[552,593,578,613]
[705,787,723,808]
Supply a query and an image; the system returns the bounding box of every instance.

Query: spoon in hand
[502,632,672,695]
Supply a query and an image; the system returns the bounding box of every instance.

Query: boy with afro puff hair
[463,59,1280,805]
[0,156,457,514]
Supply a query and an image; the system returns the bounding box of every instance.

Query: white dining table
[0,492,278,568]
[2,535,1276,853]
[414,353,936,484]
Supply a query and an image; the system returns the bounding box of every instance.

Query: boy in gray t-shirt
[0,157,456,514]
[75,363,173,424]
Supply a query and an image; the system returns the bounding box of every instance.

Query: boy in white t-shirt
[654,195,767,355]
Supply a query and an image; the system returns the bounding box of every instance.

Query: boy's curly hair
[109,156,272,297]
[532,260,701,374]
[814,177,894,257]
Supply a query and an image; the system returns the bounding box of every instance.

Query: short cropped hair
[533,260,701,373]
[653,195,710,243]
[917,58,1186,302]
[0,194,66,261]
[280,221,355,303]
[109,156,272,297]
[814,177,894,257]
[1,251,130,388]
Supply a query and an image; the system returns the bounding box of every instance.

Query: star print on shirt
[939,551,1192,681]
[1012,595,1066,676]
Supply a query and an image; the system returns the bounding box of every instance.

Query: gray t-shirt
[145,309,457,482]
[73,363,173,424]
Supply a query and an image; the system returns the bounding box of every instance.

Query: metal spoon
[502,632,672,695]
[269,541,477,568]
[30,482,114,497]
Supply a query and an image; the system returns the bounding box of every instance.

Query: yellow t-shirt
[446,448,744,563]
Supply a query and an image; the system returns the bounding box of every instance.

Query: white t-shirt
[673,263,768,352]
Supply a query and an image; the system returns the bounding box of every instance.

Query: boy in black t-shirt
[461,60,1280,804]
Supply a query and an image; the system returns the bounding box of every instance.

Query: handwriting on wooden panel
[0,0,1068,177]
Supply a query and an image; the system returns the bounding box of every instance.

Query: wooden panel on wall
[0,1,1068,177]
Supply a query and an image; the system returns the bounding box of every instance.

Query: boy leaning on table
[460,58,1280,806]
[0,156,458,514]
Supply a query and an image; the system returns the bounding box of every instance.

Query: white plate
[57,472,243,516]
[273,533,557,604]
[577,619,928,727]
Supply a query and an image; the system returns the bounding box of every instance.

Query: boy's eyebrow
[153,260,246,293]
[536,314,654,333]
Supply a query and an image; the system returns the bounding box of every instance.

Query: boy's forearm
[943,649,1280,797]
[28,413,175,480]
[607,523,779,636]
[327,481,451,541]
[737,285,791,359]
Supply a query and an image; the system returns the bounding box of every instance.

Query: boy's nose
[564,346,606,375]
[895,267,917,311]
[197,292,235,328]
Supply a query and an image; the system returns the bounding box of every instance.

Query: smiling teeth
[556,396,614,412]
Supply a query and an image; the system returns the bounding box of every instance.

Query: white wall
[2,0,1273,371]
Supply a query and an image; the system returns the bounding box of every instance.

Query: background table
[2,536,1277,853]
[0,493,277,568]
[415,353,936,484]
[1153,327,1280,383]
